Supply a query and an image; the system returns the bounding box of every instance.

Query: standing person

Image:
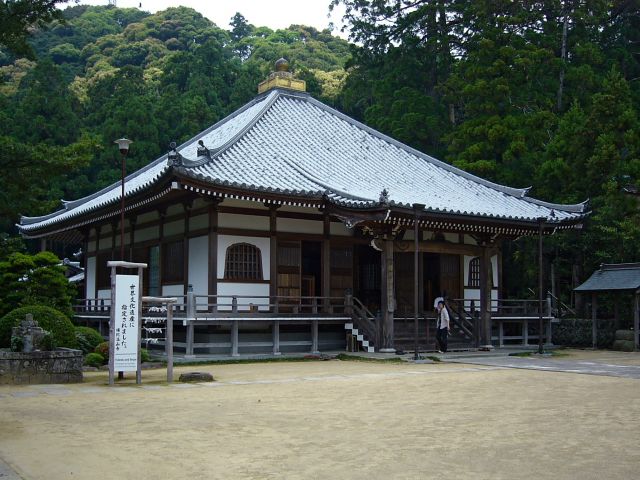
[436,300,450,353]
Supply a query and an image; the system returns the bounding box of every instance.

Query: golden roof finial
[258,58,306,94]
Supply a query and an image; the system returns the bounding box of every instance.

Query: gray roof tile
[20,89,587,234]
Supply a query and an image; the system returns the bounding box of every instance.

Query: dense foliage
[1,2,639,307]
[0,5,350,229]
[75,325,104,354]
[0,251,77,318]
[332,0,640,301]
[0,305,78,348]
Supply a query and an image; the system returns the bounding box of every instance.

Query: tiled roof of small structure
[19,88,587,234]
[574,263,640,292]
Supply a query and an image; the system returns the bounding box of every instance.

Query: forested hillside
[0,4,350,231]
[331,0,640,298]
[1,1,639,301]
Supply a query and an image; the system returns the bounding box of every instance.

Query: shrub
[94,341,109,357]
[84,352,105,367]
[0,251,77,318]
[0,306,78,349]
[75,326,104,354]
[552,318,615,348]
[141,348,150,363]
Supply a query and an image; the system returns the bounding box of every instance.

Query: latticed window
[468,257,480,287]
[224,243,263,280]
[468,257,493,288]
[162,240,184,283]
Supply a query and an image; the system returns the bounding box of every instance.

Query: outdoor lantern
[114,137,133,156]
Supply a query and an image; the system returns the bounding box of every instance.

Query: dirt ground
[1,351,639,480]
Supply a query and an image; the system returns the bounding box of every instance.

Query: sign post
[108,261,147,385]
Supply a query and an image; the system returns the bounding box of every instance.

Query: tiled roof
[19,88,587,235]
[574,263,640,292]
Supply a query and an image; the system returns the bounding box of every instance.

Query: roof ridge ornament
[257,58,306,94]
[379,188,390,206]
[167,141,185,167]
[197,139,211,160]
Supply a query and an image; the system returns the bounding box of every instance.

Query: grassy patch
[509,352,533,357]
[334,353,404,363]
[425,356,441,362]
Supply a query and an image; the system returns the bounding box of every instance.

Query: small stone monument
[1,313,83,384]
[11,314,50,352]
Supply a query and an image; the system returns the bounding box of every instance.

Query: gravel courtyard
[1,352,639,480]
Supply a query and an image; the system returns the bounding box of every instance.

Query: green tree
[0,0,71,58]
[0,251,77,318]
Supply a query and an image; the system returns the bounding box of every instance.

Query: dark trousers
[436,328,448,352]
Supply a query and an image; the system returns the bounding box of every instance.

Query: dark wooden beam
[208,200,220,297]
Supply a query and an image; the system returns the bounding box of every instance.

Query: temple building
[18,59,588,355]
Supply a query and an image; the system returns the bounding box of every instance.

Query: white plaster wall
[444,233,458,243]
[219,213,269,231]
[162,284,185,304]
[192,198,209,210]
[86,256,96,299]
[164,220,184,236]
[222,199,268,210]
[216,282,270,311]
[330,221,354,237]
[98,289,110,300]
[135,226,159,243]
[188,236,208,296]
[463,255,499,287]
[464,235,478,245]
[463,288,499,311]
[278,205,317,214]
[166,204,183,216]
[98,234,112,251]
[137,211,158,224]
[277,217,322,234]
[189,214,208,231]
[217,235,270,280]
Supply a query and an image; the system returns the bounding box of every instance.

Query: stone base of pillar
[184,354,196,360]
[478,344,494,351]
[273,352,282,356]
[378,348,396,353]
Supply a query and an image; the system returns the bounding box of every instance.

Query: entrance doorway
[424,253,461,309]
[301,241,321,297]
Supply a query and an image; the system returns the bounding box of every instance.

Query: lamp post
[413,203,425,360]
[538,217,545,354]
[114,138,132,260]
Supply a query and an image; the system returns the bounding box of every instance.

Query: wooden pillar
[183,202,191,294]
[311,320,319,354]
[185,321,195,358]
[40,238,47,252]
[128,216,136,262]
[272,320,281,355]
[479,243,493,348]
[166,301,174,383]
[380,235,395,352]
[634,292,639,351]
[591,292,597,349]
[269,205,278,309]
[231,320,239,357]
[158,209,166,292]
[208,201,219,303]
[323,213,331,313]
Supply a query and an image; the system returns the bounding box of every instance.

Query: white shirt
[438,306,450,330]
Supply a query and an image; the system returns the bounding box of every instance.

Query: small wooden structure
[574,263,640,350]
